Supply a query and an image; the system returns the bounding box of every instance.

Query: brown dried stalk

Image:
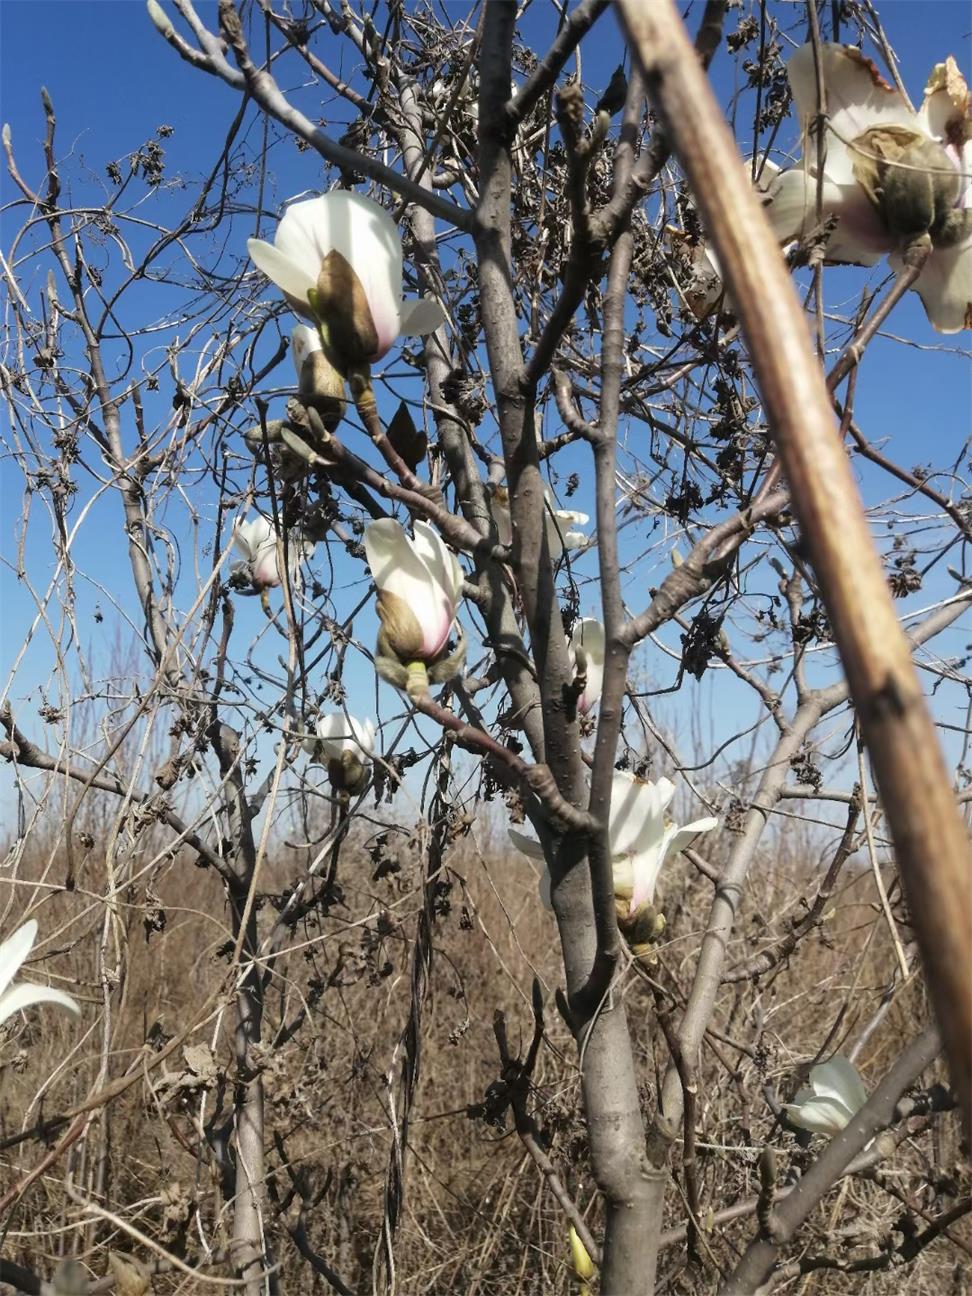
[616,0,972,1132]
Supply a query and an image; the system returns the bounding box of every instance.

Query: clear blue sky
[1,2,969,820]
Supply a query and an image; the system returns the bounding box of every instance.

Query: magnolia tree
[1,1,971,1294]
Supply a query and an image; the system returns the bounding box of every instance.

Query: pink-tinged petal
[891,234,972,332]
[399,297,446,336]
[250,542,282,589]
[247,239,316,317]
[788,44,917,186]
[569,618,604,713]
[0,920,36,1000]
[917,58,971,157]
[411,520,464,607]
[629,841,665,913]
[763,168,891,264]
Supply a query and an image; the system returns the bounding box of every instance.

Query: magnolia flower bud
[365,520,464,686]
[232,516,314,591]
[291,324,346,430]
[376,591,426,663]
[310,250,380,367]
[303,712,375,796]
[618,898,667,959]
[569,1226,596,1284]
[851,125,961,247]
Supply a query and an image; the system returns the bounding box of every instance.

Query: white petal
[891,235,972,333]
[788,44,917,186]
[611,854,635,901]
[250,533,282,588]
[291,322,322,378]
[315,713,375,762]
[0,920,36,1000]
[0,981,80,1028]
[784,1094,852,1135]
[554,509,589,527]
[810,1056,868,1113]
[399,297,446,336]
[247,239,316,316]
[663,817,719,861]
[509,828,544,860]
[608,772,670,861]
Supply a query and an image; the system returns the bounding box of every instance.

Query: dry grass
[1,808,969,1294]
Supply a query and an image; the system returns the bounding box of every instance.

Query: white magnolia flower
[761,44,972,332]
[608,772,719,913]
[248,192,445,360]
[489,485,589,560]
[510,771,718,913]
[364,518,464,662]
[568,618,605,714]
[784,1055,868,1135]
[0,920,80,1028]
[232,516,313,590]
[303,712,376,766]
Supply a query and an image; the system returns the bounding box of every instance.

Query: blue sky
[1,2,969,825]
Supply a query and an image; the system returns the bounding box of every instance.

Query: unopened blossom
[569,1226,596,1290]
[509,771,717,917]
[760,44,972,332]
[303,712,376,796]
[568,618,605,714]
[291,323,346,430]
[490,485,589,560]
[0,920,80,1029]
[365,518,464,670]
[784,1055,868,1135]
[248,192,444,364]
[303,712,376,766]
[232,516,313,590]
